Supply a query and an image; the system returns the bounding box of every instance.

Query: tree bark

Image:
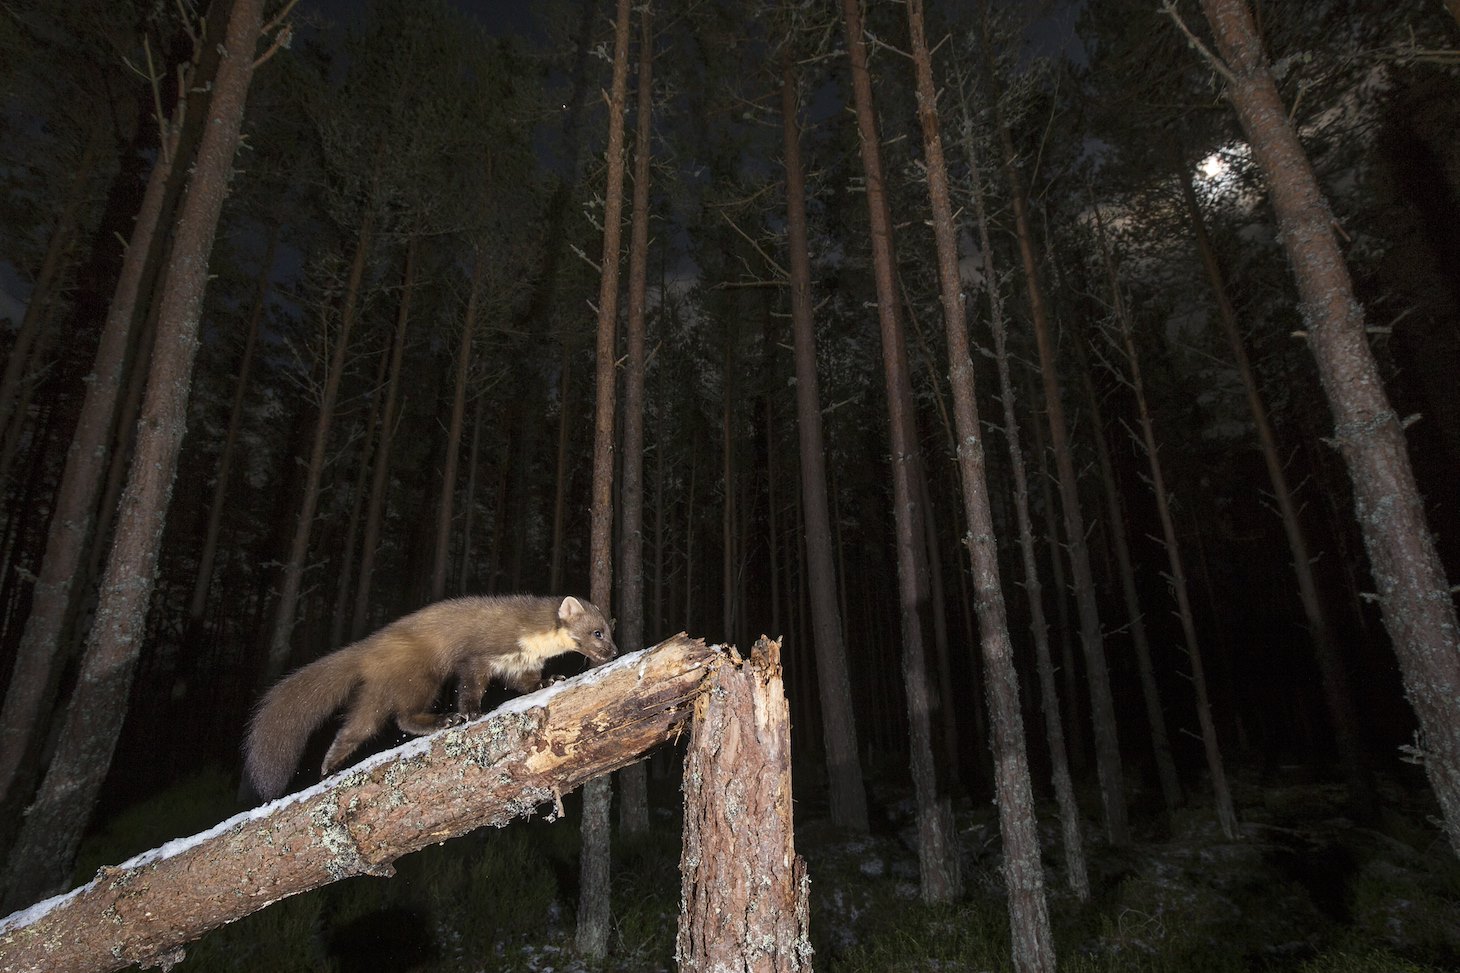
[351,237,417,638]
[0,297,63,497]
[549,339,573,593]
[908,4,1051,965]
[329,339,391,650]
[722,327,737,646]
[779,55,868,833]
[0,107,180,809]
[188,227,278,629]
[685,453,696,632]
[580,0,633,955]
[1090,201,1239,840]
[984,16,1129,845]
[0,636,719,973]
[917,467,961,788]
[677,638,811,973]
[0,117,106,456]
[1069,320,1183,816]
[458,391,486,594]
[266,206,375,681]
[840,0,961,901]
[617,4,654,836]
[652,390,667,636]
[1196,0,1460,855]
[83,288,158,593]
[959,97,1089,902]
[431,254,486,601]
[1,0,268,909]
[1025,372,1084,772]
[1176,155,1373,814]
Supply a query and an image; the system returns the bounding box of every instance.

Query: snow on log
[678,637,812,972]
[0,634,719,973]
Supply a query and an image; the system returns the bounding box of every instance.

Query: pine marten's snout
[582,628,616,664]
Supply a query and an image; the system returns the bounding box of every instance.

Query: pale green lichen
[309,797,365,882]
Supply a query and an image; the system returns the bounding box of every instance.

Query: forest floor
[70,760,1460,972]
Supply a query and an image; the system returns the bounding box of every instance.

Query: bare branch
[1160,1,1238,88]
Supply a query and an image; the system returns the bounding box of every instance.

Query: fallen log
[0,634,719,973]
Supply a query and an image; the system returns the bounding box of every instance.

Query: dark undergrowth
[67,762,1460,972]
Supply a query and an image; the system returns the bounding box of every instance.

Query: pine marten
[244,595,615,799]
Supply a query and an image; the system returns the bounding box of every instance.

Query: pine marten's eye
[593,630,603,640]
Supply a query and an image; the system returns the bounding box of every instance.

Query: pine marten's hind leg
[322,705,388,778]
[396,709,467,734]
[320,667,438,778]
[395,668,465,736]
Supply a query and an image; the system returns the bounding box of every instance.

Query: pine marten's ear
[558,596,584,622]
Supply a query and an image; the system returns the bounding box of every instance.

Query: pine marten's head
[559,596,616,664]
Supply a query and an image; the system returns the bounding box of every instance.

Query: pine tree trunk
[1191,513,1251,754]
[677,639,811,972]
[779,55,869,833]
[188,228,277,629]
[329,342,391,650]
[1176,156,1373,813]
[266,206,375,681]
[459,392,486,594]
[0,101,182,809]
[840,0,960,902]
[579,0,633,955]
[549,339,573,593]
[918,469,961,788]
[685,454,696,632]
[0,117,106,454]
[1070,321,1184,816]
[652,396,667,636]
[350,238,417,637]
[1025,374,1084,772]
[84,295,160,597]
[722,330,736,645]
[0,297,64,496]
[1,0,267,909]
[908,2,1050,963]
[960,102,1089,902]
[617,3,654,836]
[953,523,992,781]
[1196,0,1460,854]
[0,405,53,645]
[985,20,1129,844]
[765,395,782,641]
[431,254,485,601]
[1091,202,1239,840]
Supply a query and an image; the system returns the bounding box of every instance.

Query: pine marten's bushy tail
[244,649,361,800]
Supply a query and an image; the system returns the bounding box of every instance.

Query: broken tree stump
[0,635,717,973]
[678,637,812,972]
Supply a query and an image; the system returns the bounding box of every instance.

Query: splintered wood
[0,635,716,973]
[678,637,812,972]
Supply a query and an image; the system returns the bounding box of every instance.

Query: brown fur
[244,595,614,799]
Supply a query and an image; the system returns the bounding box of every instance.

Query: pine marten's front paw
[434,712,469,729]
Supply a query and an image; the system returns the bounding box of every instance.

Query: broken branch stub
[678,637,813,972]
